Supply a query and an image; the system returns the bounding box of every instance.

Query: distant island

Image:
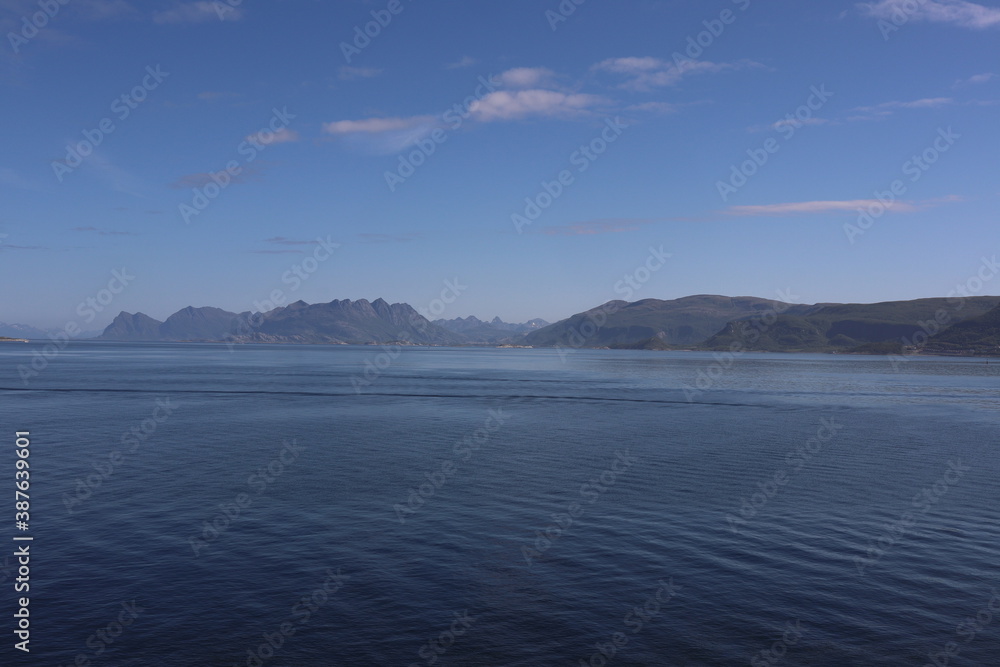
[5,294,1000,356]
[0,337,28,342]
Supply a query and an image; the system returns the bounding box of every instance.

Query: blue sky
[1,0,998,329]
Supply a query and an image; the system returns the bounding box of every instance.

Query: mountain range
[0,322,102,340]
[7,294,1000,356]
[699,297,1000,353]
[433,315,550,343]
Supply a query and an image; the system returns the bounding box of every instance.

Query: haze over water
[2,342,998,665]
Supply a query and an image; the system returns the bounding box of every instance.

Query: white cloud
[625,101,678,114]
[593,56,763,91]
[322,67,608,153]
[725,196,962,216]
[498,67,556,89]
[321,115,440,154]
[322,116,436,135]
[469,90,605,121]
[849,97,954,120]
[727,200,920,216]
[772,117,829,129]
[955,72,995,86]
[858,0,1000,28]
[445,56,477,70]
[153,2,242,24]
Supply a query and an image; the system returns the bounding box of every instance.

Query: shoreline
[15,337,999,359]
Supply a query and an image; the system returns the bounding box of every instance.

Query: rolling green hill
[922,303,1000,355]
[700,297,1000,352]
[523,295,809,348]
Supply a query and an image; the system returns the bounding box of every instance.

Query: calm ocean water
[1,342,998,666]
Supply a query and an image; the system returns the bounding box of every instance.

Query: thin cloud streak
[858,0,1000,29]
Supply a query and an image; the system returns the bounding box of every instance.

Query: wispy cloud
[263,237,314,246]
[848,97,954,120]
[470,89,606,121]
[197,91,242,102]
[153,1,242,24]
[0,243,47,251]
[954,72,995,86]
[322,116,435,135]
[723,196,962,216]
[72,226,136,236]
[772,116,830,129]
[323,86,604,138]
[858,0,1000,28]
[0,0,135,19]
[445,56,477,70]
[321,66,612,155]
[338,65,383,80]
[498,67,556,89]
[593,57,764,91]
[357,233,421,243]
[250,236,324,253]
[625,101,678,114]
[246,127,299,145]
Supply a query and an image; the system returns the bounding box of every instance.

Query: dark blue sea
[1,342,998,666]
